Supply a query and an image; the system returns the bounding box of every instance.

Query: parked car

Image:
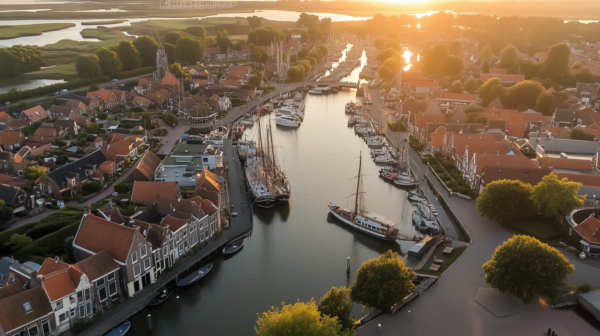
[54,91,61,95]
[110,79,118,83]
[4,102,9,106]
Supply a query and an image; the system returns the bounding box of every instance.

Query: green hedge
[1,77,109,104]
[440,175,451,182]
[15,223,79,260]
[115,66,154,80]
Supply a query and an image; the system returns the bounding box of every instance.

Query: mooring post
[147,314,153,330]
[346,257,350,277]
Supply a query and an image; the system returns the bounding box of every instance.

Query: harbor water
[127,89,420,335]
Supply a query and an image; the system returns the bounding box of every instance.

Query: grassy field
[81,20,127,25]
[41,27,135,52]
[40,50,82,67]
[417,245,468,277]
[0,23,75,39]
[508,217,564,240]
[26,63,77,80]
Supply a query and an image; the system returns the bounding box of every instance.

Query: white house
[217,96,232,111]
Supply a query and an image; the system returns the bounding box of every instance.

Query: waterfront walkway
[357,87,600,336]
[78,139,253,336]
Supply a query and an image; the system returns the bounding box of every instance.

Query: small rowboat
[176,263,213,287]
[148,288,173,307]
[223,240,244,255]
[105,321,131,336]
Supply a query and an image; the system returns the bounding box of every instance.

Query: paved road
[357,87,600,336]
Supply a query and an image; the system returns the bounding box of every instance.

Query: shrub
[115,66,154,80]
[446,182,457,188]
[434,167,444,174]
[441,160,454,169]
[82,181,102,194]
[114,181,129,194]
[440,175,451,182]
[576,283,592,294]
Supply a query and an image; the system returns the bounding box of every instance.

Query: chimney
[497,151,499,157]
[54,256,60,264]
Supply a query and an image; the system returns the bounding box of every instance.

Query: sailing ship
[327,152,417,241]
[244,117,291,207]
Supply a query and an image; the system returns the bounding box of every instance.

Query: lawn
[417,245,468,277]
[81,20,127,25]
[506,216,564,240]
[40,49,82,67]
[41,27,134,52]
[0,23,75,39]
[26,63,77,80]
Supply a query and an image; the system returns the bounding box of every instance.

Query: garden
[0,206,85,264]
[419,148,478,198]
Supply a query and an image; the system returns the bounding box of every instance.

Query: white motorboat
[365,136,384,148]
[374,152,394,164]
[348,116,356,127]
[394,176,417,186]
[308,88,323,95]
[275,115,301,128]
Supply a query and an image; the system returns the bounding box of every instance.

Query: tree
[169,62,186,79]
[448,80,464,93]
[151,30,160,44]
[255,300,353,336]
[463,78,478,93]
[570,128,594,141]
[163,31,187,45]
[113,181,129,194]
[247,16,262,29]
[26,166,48,180]
[250,46,269,64]
[448,40,461,55]
[534,90,557,116]
[0,200,12,222]
[531,173,585,218]
[297,13,320,28]
[163,43,177,63]
[162,113,178,126]
[89,84,100,92]
[319,18,332,32]
[176,37,204,64]
[477,180,534,223]
[572,62,583,69]
[95,47,122,77]
[232,40,247,51]
[75,54,102,79]
[185,26,207,39]
[248,26,285,45]
[350,250,415,312]
[504,80,545,109]
[537,43,571,85]
[133,36,159,67]
[318,287,355,331]
[216,30,231,53]
[377,65,391,79]
[499,45,518,69]
[482,59,490,73]
[64,235,75,262]
[287,66,304,82]
[116,41,141,71]
[483,235,574,301]
[480,45,494,62]
[439,55,464,76]
[0,45,42,78]
[87,123,99,134]
[6,233,32,251]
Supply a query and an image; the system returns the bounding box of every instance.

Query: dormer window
[23,302,32,313]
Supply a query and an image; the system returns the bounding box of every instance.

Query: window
[96,278,105,287]
[55,299,62,310]
[131,251,138,263]
[99,287,107,302]
[17,170,24,177]
[59,313,66,323]
[163,246,168,256]
[70,309,75,317]
[86,302,92,316]
[140,245,147,257]
[107,272,115,281]
[85,289,90,301]
[144,258,151,270]
[69,295,75,304]
[42,320,51,336]
[27,325,38,336]
[79,305,85,318]
[77,291,83,303]
[108,281,117,296]
[134,264,141,277]
[203,158,208,163]
[48,185,52,193]
[23,302,32,313]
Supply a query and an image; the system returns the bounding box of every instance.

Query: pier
[78,138,253,336]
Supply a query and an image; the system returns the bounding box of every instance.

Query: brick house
[73,211,156,297]
[0,287,55,336]
[125,151,161,187]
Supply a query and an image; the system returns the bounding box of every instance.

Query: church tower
[154,44,169,81]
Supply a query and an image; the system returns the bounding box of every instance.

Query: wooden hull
[327,203,397,241]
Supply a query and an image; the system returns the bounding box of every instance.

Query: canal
[127,86,420,335]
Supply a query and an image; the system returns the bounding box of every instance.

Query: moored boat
[223,240,245,255]
[148,288,173,307]
[176,263,213,287]
[104,321,131,336]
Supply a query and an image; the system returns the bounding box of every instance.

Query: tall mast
[354,152,362,217]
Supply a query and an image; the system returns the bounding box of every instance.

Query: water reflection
[0,77,64,95]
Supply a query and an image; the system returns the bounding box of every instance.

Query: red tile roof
[575,215,600,243]
[441,92,478,102]
[74,214,136,263]
[0,131,23,146]
[161,71,180,86]
[21,105,47,122]
[42,268,81,302]
[131,181,179,204]
[540,157,593,171]
[0,287,52,333]
[87,89,115,103]
[38,257,70,276]
[160,215,187,231]
[75,250,119,282]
